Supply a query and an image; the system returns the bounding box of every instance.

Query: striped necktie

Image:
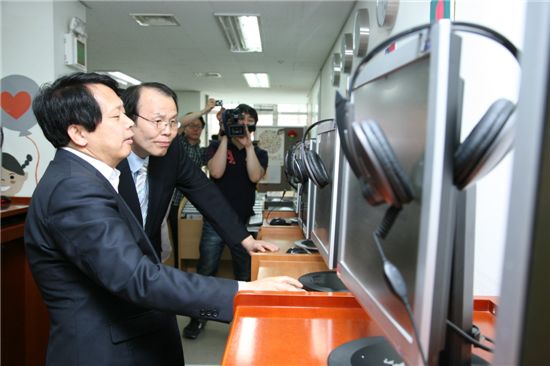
[135,162,149,226]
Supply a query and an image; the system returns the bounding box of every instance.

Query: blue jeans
[197,220,251,281]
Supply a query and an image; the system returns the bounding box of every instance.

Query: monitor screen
[310,121,344,269]
[297,140,316,239]
[297,181,312,239]
[336,23,461,365]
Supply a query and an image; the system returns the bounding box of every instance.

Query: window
[204,103,308,142]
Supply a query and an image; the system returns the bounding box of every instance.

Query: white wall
[313,0,526,296]
[176,90,202,116]
[1,0,86,197]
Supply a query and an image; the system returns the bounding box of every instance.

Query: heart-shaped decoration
[1,91,32,119]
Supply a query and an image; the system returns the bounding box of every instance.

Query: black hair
[121,82,179,123]
[32,72,120,148]
[2,153,32,175]
[183,112,205,128]
[236,104,258,123]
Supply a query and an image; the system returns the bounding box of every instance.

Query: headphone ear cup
[284,144,295,178]
[303,149,330,188]
[284,144,299,189]
[335,91,362,177]
[350,120,414,207]
[454,98,516,190]
[292,143,309,184]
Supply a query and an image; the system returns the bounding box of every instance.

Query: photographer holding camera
[184,104,267,339]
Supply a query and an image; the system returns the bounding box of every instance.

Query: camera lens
[228,125,246,137]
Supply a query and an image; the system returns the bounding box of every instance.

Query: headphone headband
[348,21,520,99]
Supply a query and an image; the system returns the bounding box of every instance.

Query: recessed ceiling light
[193,72,222,78]
[215,14,262,53]
[243,73,270,88]
[130,14,180,27]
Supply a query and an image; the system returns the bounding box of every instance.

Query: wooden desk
[222,292,383,366]
[1,197,49,366]
[263,209,297,219]
[222,293,497,366]
[252,224,328,280]
[252,254,328,281]
[257,224,304,252]
[177,198,231,271]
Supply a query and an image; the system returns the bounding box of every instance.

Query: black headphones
[284,141,309,187]
[284,142,301,189]
[285,119,333,189]
[292,141,310,184]
[335,21,520,207]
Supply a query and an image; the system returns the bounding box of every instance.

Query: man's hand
[203,98,217,114]
[216,107,225,123]
[241,235,279,255]
[235,126,253,148]
[239,276,304,292]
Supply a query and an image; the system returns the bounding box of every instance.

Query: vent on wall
[130,14,180,27]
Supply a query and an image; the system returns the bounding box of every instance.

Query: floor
[178,315,231,366]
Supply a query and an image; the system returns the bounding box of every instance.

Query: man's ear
[67,124,88,147]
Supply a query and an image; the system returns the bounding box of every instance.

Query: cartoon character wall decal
[2,153,33,196]
[1,74,42,187]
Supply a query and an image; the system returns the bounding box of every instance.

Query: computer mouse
[269,218,290,226]
[286,247,308,254]
[299,239,315,248]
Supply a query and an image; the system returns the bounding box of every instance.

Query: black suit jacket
[25,149,238,366]
[117,134,249,256]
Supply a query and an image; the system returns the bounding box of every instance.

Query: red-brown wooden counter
[222,292,383,366]
[222,292,497,366]
[1,197,49,366]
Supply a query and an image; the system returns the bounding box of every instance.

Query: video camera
[221,107,256,137]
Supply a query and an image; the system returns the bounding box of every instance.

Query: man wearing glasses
[168,112,210,267]
[117,83,278,268]
[26,74,302,366]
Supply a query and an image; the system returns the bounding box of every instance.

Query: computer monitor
[296,139,316,239]
[495,3,550,363]
[336,21,461,365]
[310,120,344,269]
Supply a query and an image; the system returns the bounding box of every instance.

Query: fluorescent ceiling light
[243,73,270,88]
[130,14,180,27]
[102,71,141,87]
[215,14,262,52]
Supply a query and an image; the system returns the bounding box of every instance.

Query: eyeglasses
[134,114,181,130]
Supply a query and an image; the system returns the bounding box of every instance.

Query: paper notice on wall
[256,127,285,165]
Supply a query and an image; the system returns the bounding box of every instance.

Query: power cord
[371,206,428,366]
[446,321,495,353]
[264,190,287,223]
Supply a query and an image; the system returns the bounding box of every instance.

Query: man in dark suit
[117,82,277,263]
[25,72,302,366]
